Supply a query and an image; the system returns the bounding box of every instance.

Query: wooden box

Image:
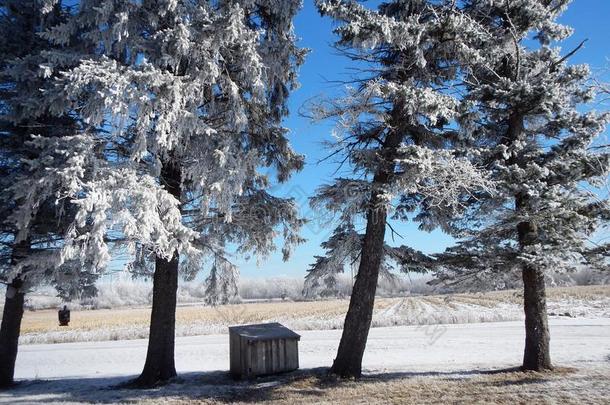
[229,322,300,379]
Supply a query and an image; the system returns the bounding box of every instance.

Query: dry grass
[18,298,397,335]
[15,285,609,341]
[475,284,610,304]
[4,365,608,404]
[121,366,609,404]
[209,367,609,405]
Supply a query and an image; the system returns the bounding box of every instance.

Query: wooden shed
[229,322,300,379]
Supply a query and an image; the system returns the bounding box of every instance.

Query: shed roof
[229,322,300,341]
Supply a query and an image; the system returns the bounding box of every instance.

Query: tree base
[521,358,553,372]
[0,280,25,390]
[0,381,17,390]
[330,359,362,379]
[522,265,552,373]
[123,370,178,389]
[520,364,554,372]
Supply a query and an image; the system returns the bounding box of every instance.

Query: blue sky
[232,0,610,279]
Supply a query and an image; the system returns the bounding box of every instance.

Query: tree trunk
[508,112,552,372]
[330,130,402,378]
[0,239,29,389]
[133,161,181,387]
[330,199,388,378]
[132,253,179,386]
[0,279,25,388]
[521,262,552,370]
[517,209,552,371]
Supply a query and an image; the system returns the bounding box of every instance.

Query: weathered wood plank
[229,332,240,376]
[285,339,298,370]
[279,338,285,372]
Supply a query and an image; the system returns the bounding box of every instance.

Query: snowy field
[2,286,609,403]
[13,285,610,345]
[2,318,610,404]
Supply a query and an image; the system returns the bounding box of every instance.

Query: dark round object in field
[58,306,70,326]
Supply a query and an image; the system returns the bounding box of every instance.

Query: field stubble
[11,285,610,345]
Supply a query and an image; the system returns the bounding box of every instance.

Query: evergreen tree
[29,0,305,386]
[433,0,610,371]
[0,0,99,387]
[303,224,431,299]
[204,257,240,306]
[313,0,492,378]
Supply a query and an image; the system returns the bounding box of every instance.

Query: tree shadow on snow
[1,371,234,404]
[0,366,575,404]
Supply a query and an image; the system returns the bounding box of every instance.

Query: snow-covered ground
[2,318,609,404]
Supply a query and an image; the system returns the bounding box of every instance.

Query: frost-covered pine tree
[0,0,101,388]
[203,257,240,306]
[30,0,306,386]
[433,0,610,371]
[303,224,431,299]
[312,0,492,378]
[303,224,362,298]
